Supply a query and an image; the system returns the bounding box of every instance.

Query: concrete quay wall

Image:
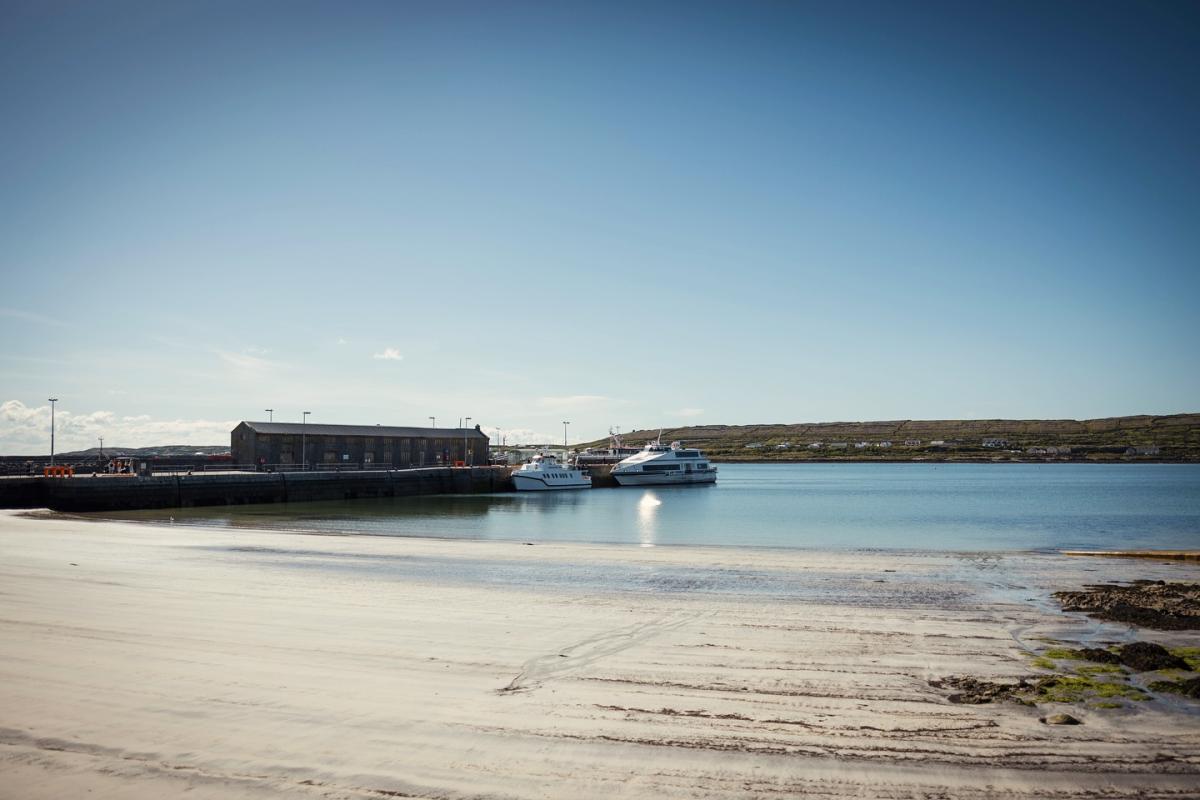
[0,467,512,513]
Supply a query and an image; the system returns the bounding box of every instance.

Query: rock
[1053,582,1200,631]
[1118,642,1191,672]
[1042,713,1081,725]
[1075,647,1121,664]
[930,676,1029,704]
[1148,677,1200,698]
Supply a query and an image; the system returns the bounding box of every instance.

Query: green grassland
[577,414,1200,463]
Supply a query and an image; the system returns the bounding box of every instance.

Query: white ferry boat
[611,440,718,486]
[512,452,592,491]
[570,430,641,469]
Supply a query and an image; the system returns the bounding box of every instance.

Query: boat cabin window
[642,463,681,472]
[675,451,699,458]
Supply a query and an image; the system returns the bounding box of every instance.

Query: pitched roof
[237,422,487,439]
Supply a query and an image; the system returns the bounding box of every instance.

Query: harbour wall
[0,467,513,513]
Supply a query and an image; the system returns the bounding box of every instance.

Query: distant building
[854,441,869,449]
[1126,445,1161,456]
[231,421,488,468]
[828,442,849,449]
[775,442,791,449]
[808,442,823,449]
[981,438,1009,448]
[903,439,922,447]
[745,442,764,449]
[875,441,892,448]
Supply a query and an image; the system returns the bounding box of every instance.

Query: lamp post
[265,408,274,422]
[98,436,104,458]
[301,411,311,469]
[563,420,570,449]
[429,416,435,428]
[48,398,58,466]
[464,417,472,465]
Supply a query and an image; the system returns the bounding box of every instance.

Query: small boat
[611,438,718,486]
[512,452,592,491]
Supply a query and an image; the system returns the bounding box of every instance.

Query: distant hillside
[578,414,1200,462]
[1,445,228,462]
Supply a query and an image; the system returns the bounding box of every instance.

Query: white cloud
[215,349,280,371]
[336,338,348,345]
[536,394,616,410]
[479,425,556,446]
[0,307,69,328]
[673,408,705,417]
[0,399,236,453]
[373,348,403,361]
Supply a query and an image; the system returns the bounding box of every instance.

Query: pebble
[1042,713,1081,725]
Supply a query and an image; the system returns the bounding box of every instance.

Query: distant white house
[930,440,945,446]
[745,442,764,449]
[903,439,921,447]
[828,442,849,449]
[776,442,791,449]
[1027,446,1073,456]
[875,441,892,448]
[1126,445,1161,456]
[981,438,1009,448]
[854,441,869,449]
[808,442,823,449]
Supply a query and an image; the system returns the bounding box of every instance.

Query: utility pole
[563,420,570,449]
[301,411,311,469]
[265,408,274,422]
[429,416,435,428]
[48,398,58,466]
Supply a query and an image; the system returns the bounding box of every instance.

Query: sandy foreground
[1,510,1198,799]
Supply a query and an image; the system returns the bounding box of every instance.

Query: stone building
[231,422,488,469]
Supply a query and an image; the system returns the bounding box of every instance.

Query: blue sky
[2,0,1198,452]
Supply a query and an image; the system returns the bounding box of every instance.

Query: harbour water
[96,463,1200,552]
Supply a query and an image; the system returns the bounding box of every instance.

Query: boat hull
[612,471,717,487]
[512,473,592,491]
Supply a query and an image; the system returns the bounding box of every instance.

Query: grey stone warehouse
[231,422,489,469]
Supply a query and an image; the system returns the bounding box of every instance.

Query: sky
[1,0,1198,453]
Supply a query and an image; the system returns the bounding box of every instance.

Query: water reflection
[84,464,1200,551]
[637,490,662,547]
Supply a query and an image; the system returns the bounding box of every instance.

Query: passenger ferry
[569,430,640,469]
[611,440,718,486]
[511,452,592,491]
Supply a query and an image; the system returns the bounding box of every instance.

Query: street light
[48,398,58,466]
[464,417,472,465]
[265,408,274,422]
[301,411,311,469]
[563,420,570,449]
[429,416,435,428]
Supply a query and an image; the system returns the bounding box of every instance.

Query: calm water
[98,463,1200,552]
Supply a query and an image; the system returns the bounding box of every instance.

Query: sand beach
[1,509,1198,799]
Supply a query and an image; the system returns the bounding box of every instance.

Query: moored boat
[611,440,717,486]
[512,452,592,491]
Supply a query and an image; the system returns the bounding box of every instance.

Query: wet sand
[1,510,1198,798]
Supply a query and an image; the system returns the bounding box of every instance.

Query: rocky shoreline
[1053,580,1200,630]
